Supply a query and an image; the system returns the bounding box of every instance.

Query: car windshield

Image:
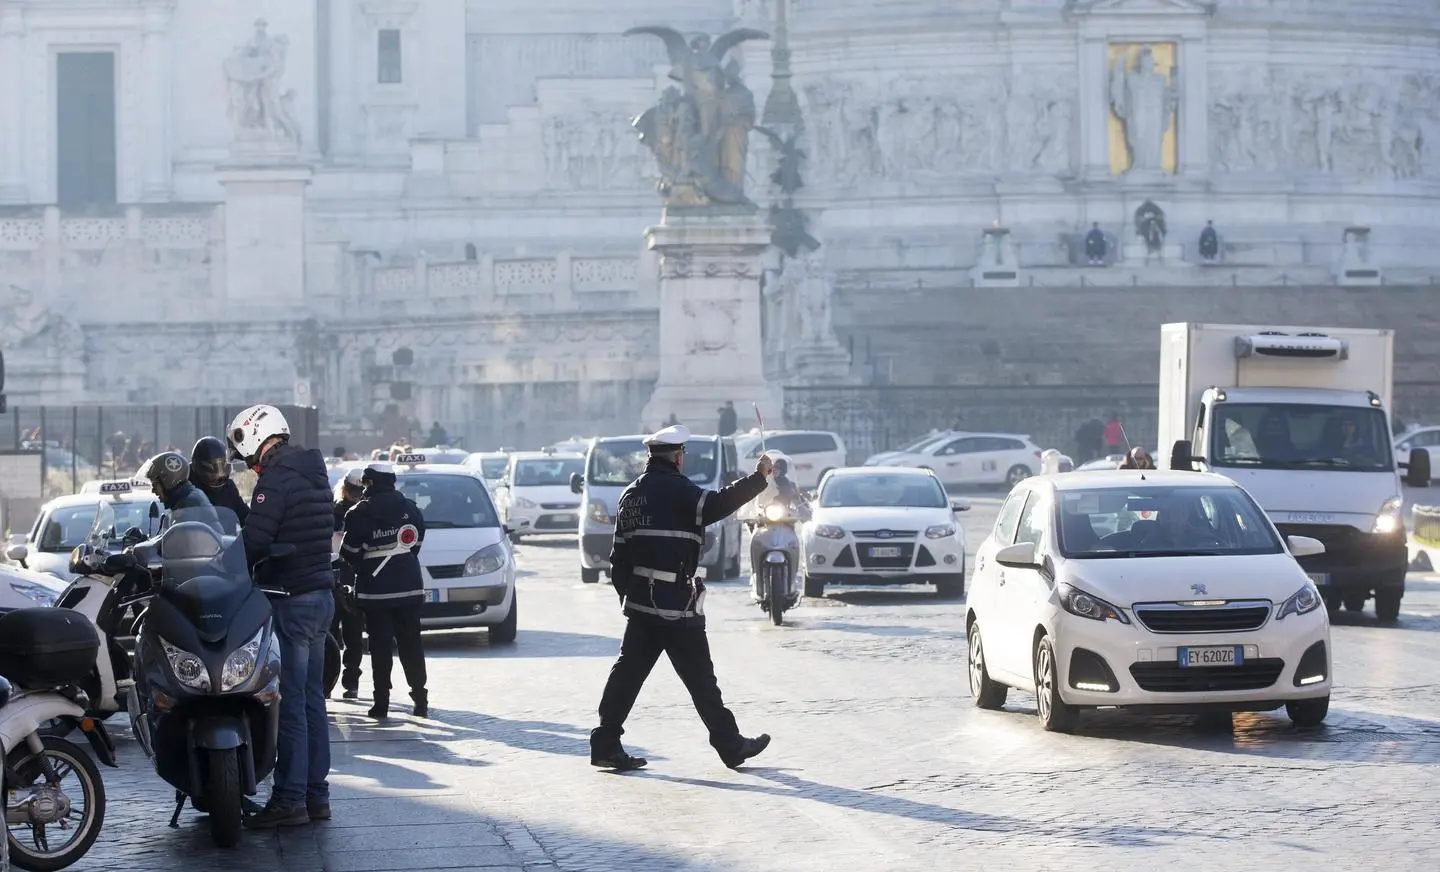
[1210,403,1394,472]
[479,458,508,478]
[586,439,719,486]
[396,474,499,529]
[899,432,951,453]
[819,474,947,508]
[1056,485,1282,558]
[513,458,584,487]
[41,502,156,552]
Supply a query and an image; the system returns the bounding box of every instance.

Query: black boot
[721,734,771,770]
[368,693,389,720]
[410,689,428,719]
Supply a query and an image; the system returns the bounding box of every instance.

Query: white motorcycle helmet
[228,404,291,465]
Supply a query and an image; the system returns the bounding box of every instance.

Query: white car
[0,563,66,612]
[864,431,1042,489]
[494,451,586,541]
[735,430,847,491]
[1393,425,1440,477]
[801,467,970,599]
[966,470,1332,733]
[464,451,511,491]
[6,484,162,581]
[1075,454,1126,471]
[386,462,518,640]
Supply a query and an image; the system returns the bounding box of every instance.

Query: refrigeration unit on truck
[1159,323,1430,623]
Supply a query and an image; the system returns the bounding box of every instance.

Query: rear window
[763,433,837,456]
[396,474,498,529]
[513,458,584,487]
[586,439,718,486]
[480,458,508,478]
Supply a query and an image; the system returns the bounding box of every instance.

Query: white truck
[1159,323,1431,623]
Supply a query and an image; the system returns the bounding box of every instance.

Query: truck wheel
[1375,589,1402,624]
[1321,591,1341,615]
[1342,593,1367,612]
[581,567,601,584]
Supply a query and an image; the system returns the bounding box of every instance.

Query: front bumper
[1053,604,1331,711]
[1274,524,1408,592]
[803,532,965,584]
[418,574,513,629]
[507,505,581,535]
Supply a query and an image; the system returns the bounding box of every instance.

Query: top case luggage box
[0,607,99,689]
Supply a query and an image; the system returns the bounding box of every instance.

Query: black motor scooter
[117,506,288,848]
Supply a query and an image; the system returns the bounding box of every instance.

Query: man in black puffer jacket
[227,404,336,830]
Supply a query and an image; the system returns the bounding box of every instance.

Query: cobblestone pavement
[61,494,1440,871]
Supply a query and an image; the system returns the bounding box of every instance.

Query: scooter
[0,609,116,872]
[750,500,804,626]
[116,506,285,848]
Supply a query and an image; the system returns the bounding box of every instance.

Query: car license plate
[555,514,576,524]
[1306,572,1329,586]
[1178,646,1243,667]
[868,546,902,558]
[424,589,440,603]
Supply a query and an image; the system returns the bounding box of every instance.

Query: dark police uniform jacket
[243,442,336,596]
[339,487,426,603]
[609,456,767,628]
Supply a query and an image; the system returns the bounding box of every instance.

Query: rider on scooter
[767,457,811,521]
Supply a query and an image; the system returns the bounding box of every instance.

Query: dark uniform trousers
[362,599,427,694]
[595,617,741,757]
[331,564,366,690]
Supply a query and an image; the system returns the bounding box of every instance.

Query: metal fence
[1413,505,1440,545]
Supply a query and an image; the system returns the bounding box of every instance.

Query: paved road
[49,493,1440,871]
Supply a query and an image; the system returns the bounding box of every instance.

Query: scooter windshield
[158,507,251,589]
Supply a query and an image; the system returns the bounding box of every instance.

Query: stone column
[0,8,26,203]
[1079,36,1111,181]
[140,6,174,201]
[330,0,359,159]
[1178,34,1209,177]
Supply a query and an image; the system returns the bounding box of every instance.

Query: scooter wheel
[6,735,107,871]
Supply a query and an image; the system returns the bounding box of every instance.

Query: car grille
[542,502,580,510]
[1133,601,1271,633]
[1129,658,1285,693]
[851,530,917,539]
[856,543,915,569]
[428,564,466,580]
[535,515,579,530]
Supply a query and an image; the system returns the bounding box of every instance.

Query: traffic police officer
[590,423,775,772]
[339,462,429,720]
[331,468,367,699]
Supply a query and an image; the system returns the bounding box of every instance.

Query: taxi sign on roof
[394,453,427,465]
[99,481,133,494]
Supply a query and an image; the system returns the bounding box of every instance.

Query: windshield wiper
[1292,458,1354,468]
[1126,549,1223,558]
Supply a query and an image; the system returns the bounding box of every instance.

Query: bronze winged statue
[624,26,769,206]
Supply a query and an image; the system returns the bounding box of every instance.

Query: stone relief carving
[540,111,649,191]
[775,249,840,349]
[681,299,739,353]
[1109,47,1178,174]
[660,256,754,279]
[1210,67,1440,178]
[0,285,84,356]
[223,19,300,148]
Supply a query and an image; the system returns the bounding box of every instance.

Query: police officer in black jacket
[339,462,428,720]
[190,436,249,533]
[590,424,775,772]
[331,468,366,699]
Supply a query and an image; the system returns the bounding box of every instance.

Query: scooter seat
[159,575,255,645]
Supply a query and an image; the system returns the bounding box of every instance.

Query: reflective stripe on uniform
[361,543,411,559]
[695,491,710,527]
[633,566,680,582]
[618,528,703,544]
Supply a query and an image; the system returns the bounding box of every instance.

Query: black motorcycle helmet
[140,451,190,497]
[191,436,230,488]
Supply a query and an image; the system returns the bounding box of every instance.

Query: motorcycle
[113,506,285,848]
[750,500,805,626]
[0,609,116,872]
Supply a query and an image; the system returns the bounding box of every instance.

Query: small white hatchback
[966,470,1332,733]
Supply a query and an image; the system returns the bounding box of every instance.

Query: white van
[571,434,744,584]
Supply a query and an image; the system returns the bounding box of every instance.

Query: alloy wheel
[1036,644,1053,722]
[968,628,986,696]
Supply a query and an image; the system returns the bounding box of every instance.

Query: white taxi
[383,456,518,641]
[864,431,1042,489]
[494,451,586,542]
[6,481,162,581]
[966,470,1331,733]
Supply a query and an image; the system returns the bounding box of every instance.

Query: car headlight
[925,524,956,539]
[512,497,537,510]
[764,503,788,522]
[161,638,211,691]
[1373,496,1403,534]
[1276,582,1322,621]
[9,580,57,607]
[812,524,845,540]
[1058,582,1130,624]
[464,543,507,576]
[588,499,614,525]
[221,626,266,692]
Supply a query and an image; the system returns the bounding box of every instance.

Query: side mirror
[1287,535,1326,559]
[0,675,11,709]
[5,542,28,565]
[995,541,1039,568]
[1169,439,1197,472]
[69,546,90,576]
[1404,448,1431,488]
[268,543,297,559]
[102,552,139,575]
[569,473,584,495]
[950,497,971,513]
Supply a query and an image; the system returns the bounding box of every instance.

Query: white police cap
[343,467,365,486]
[644,424,690,447]
[366,461,397,476]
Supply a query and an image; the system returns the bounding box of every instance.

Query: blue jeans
[271,589,335,809]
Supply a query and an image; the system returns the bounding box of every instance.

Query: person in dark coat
[1075,418,1106,464]
[330,468,367,699]
[139,451,217,518]
[339,462,427,720]
[717,401,738,437]
[1085,222,1108,265]
[590,423,774,772]
[1198,220,1219,263]
[190,436,249,533]
[228,404,336,830]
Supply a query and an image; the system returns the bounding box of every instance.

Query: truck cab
[1160,324,1430,623]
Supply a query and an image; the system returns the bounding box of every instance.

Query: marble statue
[223,19,298,147]
[776,250,838,348]
[625,26,769,206]
[1109,47,1177,173]
[1,285,84,356]
[1134,200,1167,254]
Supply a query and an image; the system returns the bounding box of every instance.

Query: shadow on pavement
[822,589,963,607]
[422,628,619,658]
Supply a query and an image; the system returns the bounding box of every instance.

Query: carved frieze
[539,109,649,191]
[660,256,757,279]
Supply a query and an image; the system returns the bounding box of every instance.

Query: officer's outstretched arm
[699,472,769,527]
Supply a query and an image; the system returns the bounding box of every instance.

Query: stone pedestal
[970,226,1021,287]
[1123,242,1184,266]
[640,206,784,431]
[216,162,313,304]
[1335,226,1382,287]
[786,344,856,384]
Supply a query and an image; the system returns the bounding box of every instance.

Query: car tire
[489,593,518,644]
[1375,589,1402,624]
[803,575,825,598]
[581,567,601,584]
[967,622,1007,710]
[1286,694,1330,728]
[1342,593,1367,612]
[934,573,965,600]
[1034,636,1079,733]
[1005,465,1031,487]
